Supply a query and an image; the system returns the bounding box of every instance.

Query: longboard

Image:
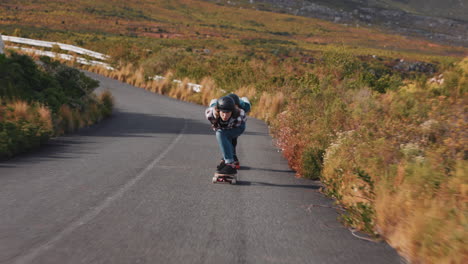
[213,172,237,184]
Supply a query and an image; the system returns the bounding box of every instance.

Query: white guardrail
[1,35,114,70]
[8,46,115,70]
[1,35,203,93]
[2,35,108,60]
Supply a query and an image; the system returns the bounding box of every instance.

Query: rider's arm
[205,107,220,127]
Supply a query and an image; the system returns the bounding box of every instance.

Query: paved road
[0,72,403,264]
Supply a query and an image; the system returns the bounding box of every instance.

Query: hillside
[208,0,468,47]
[0,0,466,59]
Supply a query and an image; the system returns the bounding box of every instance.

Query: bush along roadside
[0,52,114,159]
[274,56,467,264]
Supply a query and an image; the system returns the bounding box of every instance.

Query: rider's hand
[213,107,220,119]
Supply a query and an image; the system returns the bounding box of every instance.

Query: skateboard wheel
[212,177,217,183]
[231,178,237,185]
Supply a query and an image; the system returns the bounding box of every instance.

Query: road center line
[14,119,188,264]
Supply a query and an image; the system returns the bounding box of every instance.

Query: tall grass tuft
[129,66,146,88]
[168,78,190,101]
[37,105,53,131]
[99,90,114,118]
[157,71,174,95]
[11,101,30,121]
[200,77,221,106]
[58,104,75,133]
[252,91,285,122]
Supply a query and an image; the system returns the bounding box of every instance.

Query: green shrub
[321,49,362,79]
[0,53,100,113]
[301,147,325,180]
[341,202,376,234]
[0,53,112,158]
[0,113,53,159]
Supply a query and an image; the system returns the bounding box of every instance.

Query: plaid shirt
[205,107,246,130]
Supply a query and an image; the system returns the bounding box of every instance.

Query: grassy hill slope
[1,0,466,58]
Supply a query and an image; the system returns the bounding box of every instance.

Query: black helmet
[216,96,235,112]
[227,93,240,106]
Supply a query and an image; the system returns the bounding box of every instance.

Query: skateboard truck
[212,173,237,184]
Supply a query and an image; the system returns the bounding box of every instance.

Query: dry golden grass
[147,79,159,93]
[117,63,133,83]
[168,78,188,100]
[37,105,53,131]
[129,66,146,88]
[88,64,111,76]
[58,105,75,133]
[234,85,257,101]
[252,91,285,122]
[155,71,174,95]
[375,162,467,264]
[11,101,30,121]
[7,101,53,130]
[200,77,221,106]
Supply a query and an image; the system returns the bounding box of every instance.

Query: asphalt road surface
[0,72,403,264]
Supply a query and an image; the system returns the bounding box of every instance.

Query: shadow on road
[78,110,213,138]
[0,138,97,167]
[236,180,321,190]
[0,110,213,167]
[240,166,295,174]
[243,131,269,136]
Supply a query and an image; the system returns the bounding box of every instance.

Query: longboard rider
[209,93,251,168]
[205,96,247,175]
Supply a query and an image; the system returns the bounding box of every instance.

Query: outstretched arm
[205,106,219,126]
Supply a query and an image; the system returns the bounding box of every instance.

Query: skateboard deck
[213,172,237,184]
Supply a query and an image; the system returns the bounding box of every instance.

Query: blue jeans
[216,123,245,163]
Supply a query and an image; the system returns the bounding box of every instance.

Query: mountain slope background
[208,0,468,47]
[1,0,467,59]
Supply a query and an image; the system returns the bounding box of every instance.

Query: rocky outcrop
[220,0,468,47]
[391,59,437,74]
[296,3,468,47]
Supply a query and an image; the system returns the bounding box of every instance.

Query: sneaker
[216,160,226,171]
[219,163,237,175]
[233,155,240,169]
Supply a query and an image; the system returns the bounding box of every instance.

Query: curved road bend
[0,72,403,264]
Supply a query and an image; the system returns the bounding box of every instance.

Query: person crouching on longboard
[205,96,247,175]
[209,93,251,168]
